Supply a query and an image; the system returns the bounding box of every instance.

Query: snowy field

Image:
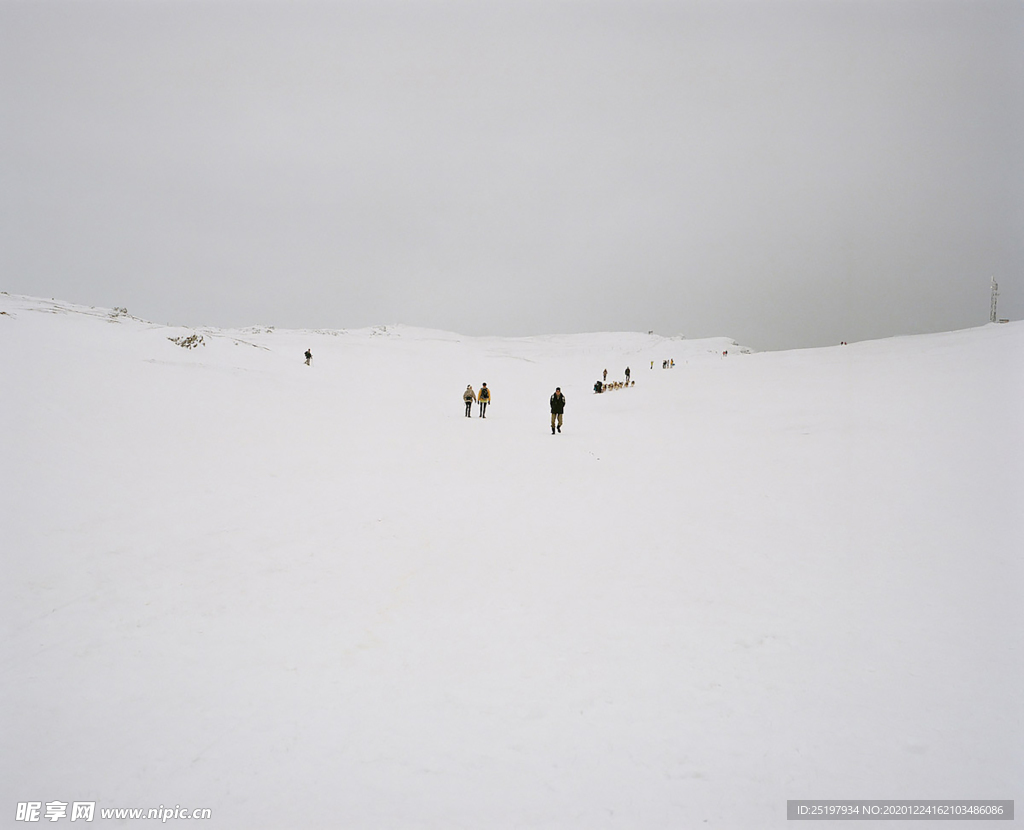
[2,293,1021,829]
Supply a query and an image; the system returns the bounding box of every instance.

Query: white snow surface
[2,293,1021,828]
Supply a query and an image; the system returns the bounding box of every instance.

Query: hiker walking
[477,383,491,418]
[550,387,565,434]
[624,366,630,383]
[603,369,607,382]
[463,385,476,417]
[304,349,312,366]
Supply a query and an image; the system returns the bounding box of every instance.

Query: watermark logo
[15,802,209,822]
[16,803,94,822]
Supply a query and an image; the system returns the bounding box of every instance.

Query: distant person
[550,387,565,434]
[304,349,312,366]
[603,369,607,382]
[463,385,476,417]
[624,366,630,383]
[478,383,491,418]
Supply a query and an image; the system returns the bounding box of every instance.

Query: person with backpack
[304,349,312,366]
[463,385,476,417]
[477,383,491,418]
[550,387,565,434]
[624,366,630,383]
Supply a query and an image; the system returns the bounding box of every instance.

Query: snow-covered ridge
[2,291,1021,829]
[0,291,750,354]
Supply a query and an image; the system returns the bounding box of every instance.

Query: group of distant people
[599,367,631,383]
[463,383,491,418]
[304,349,647,436]
[463,383,566,435]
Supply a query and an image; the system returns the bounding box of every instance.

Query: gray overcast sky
[2,0,1022,350]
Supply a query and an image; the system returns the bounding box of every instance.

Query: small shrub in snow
[168,333,205,349]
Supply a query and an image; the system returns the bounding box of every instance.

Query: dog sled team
[594,379,634,393]
[593,366,635,394]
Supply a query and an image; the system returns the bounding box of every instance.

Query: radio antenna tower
[990,277,999,323]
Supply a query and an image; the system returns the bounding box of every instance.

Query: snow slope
[2,293,1021,828]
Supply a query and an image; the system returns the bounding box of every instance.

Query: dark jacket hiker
[550,388,565,434]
